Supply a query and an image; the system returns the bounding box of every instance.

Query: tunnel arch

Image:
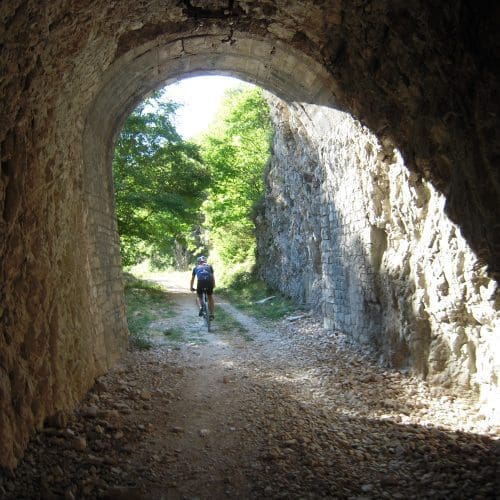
[82,34,341,352]
[84,23,499,408]
[84,32,339,163]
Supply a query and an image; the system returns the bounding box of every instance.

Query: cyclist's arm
[190,270,195,291]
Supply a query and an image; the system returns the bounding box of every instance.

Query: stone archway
[82,34,340,389]
[1,1,499,470]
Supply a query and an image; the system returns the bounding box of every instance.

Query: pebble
[81,406,98,418]
[140,390,152,400]
[98,409,120,419]
[72,437,87,451]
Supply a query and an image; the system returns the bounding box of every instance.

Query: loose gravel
[1,284,498,499]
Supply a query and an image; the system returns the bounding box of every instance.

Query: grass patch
[161,326,208,345]
[219,271,305,321]
[124,273,175,349]
[215,307,253,341]
[162,327,185,342]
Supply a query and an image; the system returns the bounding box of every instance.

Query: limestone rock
[256,96,500,412]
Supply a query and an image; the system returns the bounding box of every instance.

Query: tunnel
[1,0,499,471]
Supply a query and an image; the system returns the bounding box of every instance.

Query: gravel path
[1,274,498,499]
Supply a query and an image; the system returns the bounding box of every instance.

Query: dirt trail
[140,275,264,498]
[2,273,499,499]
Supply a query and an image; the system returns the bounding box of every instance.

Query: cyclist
[190,256,215,320]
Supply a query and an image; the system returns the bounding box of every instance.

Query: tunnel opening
[1,3,499,473]
[111,74,271,276]
[111,74,277,349]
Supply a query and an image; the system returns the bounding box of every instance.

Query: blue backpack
[195,264,213,282]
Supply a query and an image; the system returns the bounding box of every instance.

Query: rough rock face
[256,97,499,417]
[1,0,499,469]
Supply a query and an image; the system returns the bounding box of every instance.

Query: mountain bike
[200,288,211,332]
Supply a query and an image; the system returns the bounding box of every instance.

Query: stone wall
[0,2,130,470]
[0,96,129,470]
[256,97,499,416]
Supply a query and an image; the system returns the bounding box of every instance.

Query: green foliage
[123,273,173,349]
[113,93,209,267]
[220,271,304,320]
[200,87,272,268]
[162,327,186,341]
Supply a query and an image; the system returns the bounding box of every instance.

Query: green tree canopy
[113,93,209,267]
[200,86,272,267]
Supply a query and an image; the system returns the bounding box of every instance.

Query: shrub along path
[2,273,498,499]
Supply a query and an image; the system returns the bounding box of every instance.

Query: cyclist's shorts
[196,281,214,295]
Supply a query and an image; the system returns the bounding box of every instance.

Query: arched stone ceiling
[84,32,340,163]
[1,0,498,280]
[72,1,498,280]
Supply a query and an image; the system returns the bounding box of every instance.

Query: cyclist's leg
[196,289,203,315]
[206,288,215,316]
[198,281,212,317]
[204,291,210,313]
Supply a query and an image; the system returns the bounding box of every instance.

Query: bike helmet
[197,255,207,264]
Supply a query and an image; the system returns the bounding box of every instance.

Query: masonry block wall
[0,107,129,470]
[256,98,499,418]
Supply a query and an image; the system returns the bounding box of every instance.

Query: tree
[113,93,209,267]
[200,87,272,267]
